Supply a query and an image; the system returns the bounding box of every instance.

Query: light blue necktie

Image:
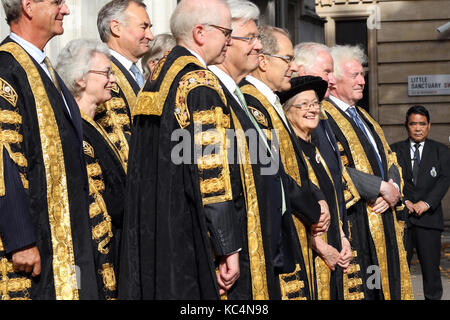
[130,63,145,88]
[347,107,384,179]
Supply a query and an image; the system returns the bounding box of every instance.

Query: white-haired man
[0,0,100,299]
[322,44,413,300]
[119,0,241,299]
[96,0,154,166]
[209,2,323,300]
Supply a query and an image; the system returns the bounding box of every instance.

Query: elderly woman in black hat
[278,76,356,300]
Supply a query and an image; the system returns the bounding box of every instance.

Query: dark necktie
[412,143,421,185]
[347,107,384,179]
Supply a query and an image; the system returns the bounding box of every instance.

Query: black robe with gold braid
[200,76,317,301]
[322,99,413,300]
[94,56,140,168]
[240,79,323,299]
[118,46,243,299]
[297,137,365,300]
[81,112,127,300]
[0,38,102,299]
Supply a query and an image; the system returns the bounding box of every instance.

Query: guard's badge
[248,106,268,127]
[0,77,18,107]
[110,82,120,94]
[315,152,321,164]
[430,167,437,177]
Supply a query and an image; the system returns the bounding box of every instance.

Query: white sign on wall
[408,74,450,96]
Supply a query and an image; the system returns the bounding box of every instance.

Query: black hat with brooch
[276,75,328,105]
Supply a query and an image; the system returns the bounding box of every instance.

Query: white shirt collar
[186,48,207,68]
[208,65,240,103]
[10,32,46,64]
[245,75,279,106]
[329,95,353,112]
[410,139,425,148]
[109,49,134,72]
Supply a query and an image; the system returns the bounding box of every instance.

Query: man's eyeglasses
[231,34,262,45]
[292,101,320,111]
[204,24,233,39]
[263,53,295,64]
[88,68,115,79]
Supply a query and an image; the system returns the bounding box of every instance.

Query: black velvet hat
[276,75,328,105]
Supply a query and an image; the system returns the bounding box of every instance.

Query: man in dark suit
[96,0,154,166]
[391,105,450,300]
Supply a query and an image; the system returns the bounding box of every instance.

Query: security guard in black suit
[391,105,450,300]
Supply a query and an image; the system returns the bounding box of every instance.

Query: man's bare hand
[338,237,353,272]
[405,200,415,214]
[379,179,400,207]
[12,245,41,277]
[311,200,331,236]
[217,252,240,295]
[311,236,339,271]
[412,201,429,216]
[371,196,390,214]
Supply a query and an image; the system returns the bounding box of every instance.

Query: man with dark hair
[0,0,100,299]
[96,0,154,166]
[391,105,450,300]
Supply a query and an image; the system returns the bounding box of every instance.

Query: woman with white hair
[140,33,176,79]
[56,39,127,300]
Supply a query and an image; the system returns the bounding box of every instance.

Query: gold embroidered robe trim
[0,257,32,300]
[357,108,413,300]
[96,97,130,167]
[176,71,232,206]
[240,84,315,299]
[0,77,18,107]
[111,62,137,116]
[323,100,392,300]
[0,42,79,300]
[81,112,126,173]
[230,108,269,300]
[302,152,331,300]
[305,146,364,300]
[0,143,4,196]
[133,56,202,118]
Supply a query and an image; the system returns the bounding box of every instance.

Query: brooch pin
[315,153,321,164]
[430,167,437,177]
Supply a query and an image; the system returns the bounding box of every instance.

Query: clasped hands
[405,200,429,216]
[371,179,401,214]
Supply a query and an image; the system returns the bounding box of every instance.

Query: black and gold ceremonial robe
[118,46,242,299]
[239,80,322,300]
[198,75,312,301]
[81,112,127,300]
[322,99,413,300]
[297,137,364,300]
[0,38,101,299]
[94,56,140,167]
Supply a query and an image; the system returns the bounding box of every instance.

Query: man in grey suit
[391,105,450,300]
